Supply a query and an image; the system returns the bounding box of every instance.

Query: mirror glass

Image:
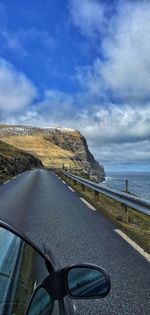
[27,287,54,315]
[68,266,109,298]
[0,226,52,315]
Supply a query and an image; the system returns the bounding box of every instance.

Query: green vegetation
[59,172,150,254]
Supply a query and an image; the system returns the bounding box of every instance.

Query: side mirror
[64,264,111,299]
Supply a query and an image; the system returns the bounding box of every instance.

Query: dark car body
[0,219,76,315]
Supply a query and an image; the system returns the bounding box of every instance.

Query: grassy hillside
[1,135,76,169]
[0,140,43,183]
[0,125,104,180]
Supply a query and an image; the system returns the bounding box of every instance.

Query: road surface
[0,169,150,315]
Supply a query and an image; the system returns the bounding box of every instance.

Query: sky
[0,0,150,172]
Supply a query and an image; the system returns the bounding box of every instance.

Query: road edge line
[80,198,96,211]
[3,180,10,184]
[68,186,75,192]
[115,229,150,263]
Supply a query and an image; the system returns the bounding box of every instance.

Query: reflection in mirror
[0,226,49,315]
[68,267,109,298]
[27,287,54,315]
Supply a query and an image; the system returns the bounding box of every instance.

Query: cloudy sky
[0,0,150,172]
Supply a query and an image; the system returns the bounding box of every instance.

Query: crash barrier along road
[62,171,150,217]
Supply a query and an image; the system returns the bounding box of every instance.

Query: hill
[0,140,43,183]
[0,125,105,181]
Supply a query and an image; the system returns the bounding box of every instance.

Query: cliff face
[44,130,105,180]
[0,140,43,183]
[0,125,105,181]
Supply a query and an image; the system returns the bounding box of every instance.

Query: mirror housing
[62,264,111,299]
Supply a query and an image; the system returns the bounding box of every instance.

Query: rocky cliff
[0,140,43,183]
[0,125,105,181]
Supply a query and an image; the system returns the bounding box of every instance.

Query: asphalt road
[0,169,150,315]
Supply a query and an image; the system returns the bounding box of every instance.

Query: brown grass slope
[1,135,75,168]
[0,125,104,179]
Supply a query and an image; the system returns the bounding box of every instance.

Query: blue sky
[0,0,150,172]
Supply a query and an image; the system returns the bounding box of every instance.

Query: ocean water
[102,172,150,200]
[106,172,150,185]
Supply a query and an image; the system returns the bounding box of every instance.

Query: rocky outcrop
[0,125,105,182]
[44,130,105,181]
[0,140,43,183]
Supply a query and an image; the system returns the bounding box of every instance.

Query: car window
[0,227,58,315]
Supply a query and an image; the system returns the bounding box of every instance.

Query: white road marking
[58,177,61,179]
[62,180,66,184]
[68,186,75,192]
[115,229,150,263]
[4,180,10,184]
[80,198,96,211]
[13,176,17,179]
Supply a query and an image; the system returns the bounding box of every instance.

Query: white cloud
[4,88,150,165]
[80,105,150,145]
[3,89,75,126]
[72,1,150,103]
[76,104,150,165]
[95,140,150,166]
[74,58,104,97]
[0,59,37,112]
[101,1,150,102]
[69,0,105,37]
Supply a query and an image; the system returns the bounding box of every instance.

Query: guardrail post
[95,191,99,201]
[122,204,128,223]
[125,180,128,193]
[74,179,77,185]
[82,184,85,191]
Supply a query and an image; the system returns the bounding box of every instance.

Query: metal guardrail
[101,178,150,201]
[62,171,150,216]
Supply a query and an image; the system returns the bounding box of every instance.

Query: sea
[101,172,150,200]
